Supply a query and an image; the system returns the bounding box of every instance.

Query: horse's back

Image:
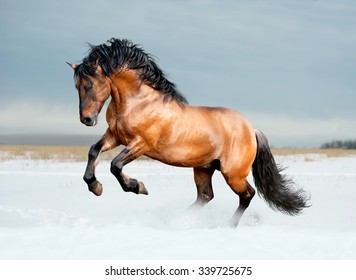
[189,105,255,144]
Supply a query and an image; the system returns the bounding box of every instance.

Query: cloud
[1,0,356,147]
[1,100,355,148]
[0,101,107,135]
[247,112,356,147]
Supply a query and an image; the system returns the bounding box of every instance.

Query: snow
[0,155,355,259]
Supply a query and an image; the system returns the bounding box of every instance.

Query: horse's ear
[66,62,77,70]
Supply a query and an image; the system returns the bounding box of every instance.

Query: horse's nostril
[82,117,93,126]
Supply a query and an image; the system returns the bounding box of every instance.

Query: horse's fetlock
[83,175,95,184]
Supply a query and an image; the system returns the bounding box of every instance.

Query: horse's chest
[110,117,142,146]
[109,110,162,147]
[111,121,132,145]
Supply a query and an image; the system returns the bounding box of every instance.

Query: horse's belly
[145,141,218,168]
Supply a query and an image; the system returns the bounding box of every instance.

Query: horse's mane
[75,38,188,105]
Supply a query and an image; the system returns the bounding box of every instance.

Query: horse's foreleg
[83,129,118,196]
[110,139,149,195]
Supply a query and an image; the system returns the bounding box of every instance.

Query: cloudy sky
[1,0,355,147]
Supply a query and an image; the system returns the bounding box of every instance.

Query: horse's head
[68,61,111,126]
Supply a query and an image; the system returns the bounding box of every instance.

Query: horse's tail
[252,129,310,215]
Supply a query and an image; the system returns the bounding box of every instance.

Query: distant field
[0,145,122,161]
[270,148,356,157]
[1,145,356,162]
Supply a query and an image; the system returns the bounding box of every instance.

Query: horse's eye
[84,84,93,92]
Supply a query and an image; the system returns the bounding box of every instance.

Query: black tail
[252,130,310,215]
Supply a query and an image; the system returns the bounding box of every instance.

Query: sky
[1,0,356,147]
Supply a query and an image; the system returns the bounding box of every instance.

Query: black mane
[75,38,188,105]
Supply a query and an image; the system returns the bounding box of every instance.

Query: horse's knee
[88,141,104,161]
[110,160,122,175]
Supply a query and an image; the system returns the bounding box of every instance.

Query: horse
[68,38,309,227]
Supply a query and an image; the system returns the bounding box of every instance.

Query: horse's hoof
[138,182,148,195]
[90,181,103,196]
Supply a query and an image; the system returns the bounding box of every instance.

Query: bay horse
[68,38,309,227]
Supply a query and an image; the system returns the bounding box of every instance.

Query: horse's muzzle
[81,115,97,126]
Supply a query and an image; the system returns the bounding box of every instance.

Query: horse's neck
[109,75,164,116]
[110,68,172,112]
[108,70,139,111]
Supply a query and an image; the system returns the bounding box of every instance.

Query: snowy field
[0,154,355,260]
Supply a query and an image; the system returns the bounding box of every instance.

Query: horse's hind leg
[192,166,215,207]
[223,173,255,227]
